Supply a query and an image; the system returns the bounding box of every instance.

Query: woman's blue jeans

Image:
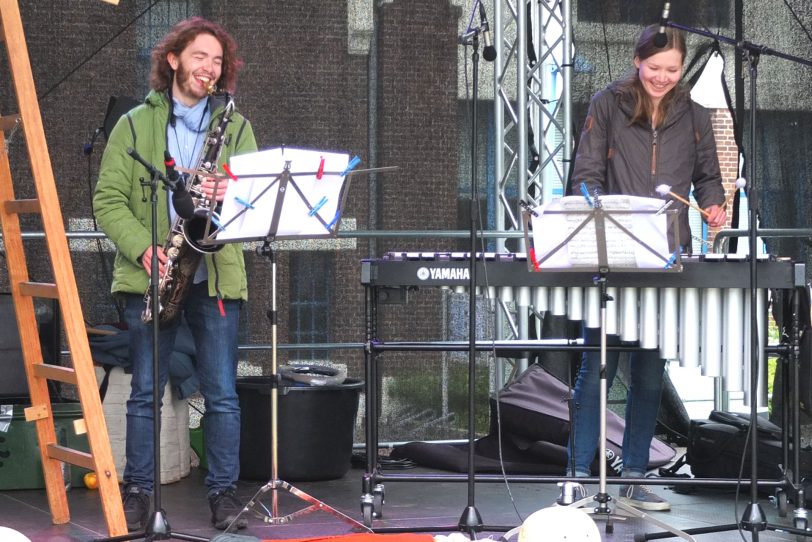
[568,326,666,477]
[121,282,241,493]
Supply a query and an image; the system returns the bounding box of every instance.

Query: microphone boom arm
[127,147,177,190]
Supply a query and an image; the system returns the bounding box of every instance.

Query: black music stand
[522,192,694,540]
[204,147,384,531]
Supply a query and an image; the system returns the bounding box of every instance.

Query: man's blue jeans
[568,326,666,477]
[121,281,241,493]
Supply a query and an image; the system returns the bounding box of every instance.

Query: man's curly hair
[150,17,242,94]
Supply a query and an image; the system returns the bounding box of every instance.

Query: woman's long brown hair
[614,24,687,128]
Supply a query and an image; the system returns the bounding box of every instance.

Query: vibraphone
[358,251,804,526]
[362,252,802,390]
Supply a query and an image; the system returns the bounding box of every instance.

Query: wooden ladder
[0,0,126,536]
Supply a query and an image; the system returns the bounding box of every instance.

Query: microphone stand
[367,12,508,535]
[458,25,485,536]
[638,22,812,541]
[96,149,207,542]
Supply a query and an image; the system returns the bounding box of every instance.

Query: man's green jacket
[93,89,257,300]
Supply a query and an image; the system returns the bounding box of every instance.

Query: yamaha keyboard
[361,252,803,289]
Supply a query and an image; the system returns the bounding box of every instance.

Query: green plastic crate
[0,402,90,490]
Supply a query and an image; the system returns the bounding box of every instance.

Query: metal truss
[493,0,573,241]
[491,0,573,378]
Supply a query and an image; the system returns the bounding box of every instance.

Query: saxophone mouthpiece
[206,81,217,95]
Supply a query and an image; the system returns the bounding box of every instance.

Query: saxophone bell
[182,208,223,254]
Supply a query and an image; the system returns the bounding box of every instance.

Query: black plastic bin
[237,376,363,481]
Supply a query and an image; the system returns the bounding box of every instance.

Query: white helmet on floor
[0,527,31,542]
[517,506,601,541]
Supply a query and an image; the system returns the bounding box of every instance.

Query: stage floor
[0,465,803,541]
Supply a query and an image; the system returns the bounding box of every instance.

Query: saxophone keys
[172,234,184,248]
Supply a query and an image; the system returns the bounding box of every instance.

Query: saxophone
[141,91,236,329]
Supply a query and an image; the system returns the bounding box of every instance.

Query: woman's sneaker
[618,484,671,511]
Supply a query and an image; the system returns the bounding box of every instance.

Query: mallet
[655,184,709,218]
[723,177,747,208]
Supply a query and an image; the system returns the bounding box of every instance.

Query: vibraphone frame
[359,254,806,532]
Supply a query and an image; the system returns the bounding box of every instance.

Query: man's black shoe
[209,487,248,530]
[122,485,150,531]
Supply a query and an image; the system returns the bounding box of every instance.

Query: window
[289,252,332,361]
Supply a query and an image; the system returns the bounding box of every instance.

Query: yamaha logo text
[417,266,470,281]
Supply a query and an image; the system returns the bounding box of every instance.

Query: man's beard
[175,61,211,100]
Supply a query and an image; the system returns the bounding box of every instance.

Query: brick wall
[708,108,740,244]
[0,1,463,385]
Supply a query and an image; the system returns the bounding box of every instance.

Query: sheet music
[530,195,671,269]
[217,147,350,240]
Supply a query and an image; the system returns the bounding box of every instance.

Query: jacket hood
[144,89,169,109]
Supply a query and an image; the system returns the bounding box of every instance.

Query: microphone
[164,151,196,220]
[479,1,497,62]
[163,151,180,187]
[163,151,182,189]
[83,127,103,156]
[653,1,671,48]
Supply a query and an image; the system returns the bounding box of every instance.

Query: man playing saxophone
[93,17,256,532]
